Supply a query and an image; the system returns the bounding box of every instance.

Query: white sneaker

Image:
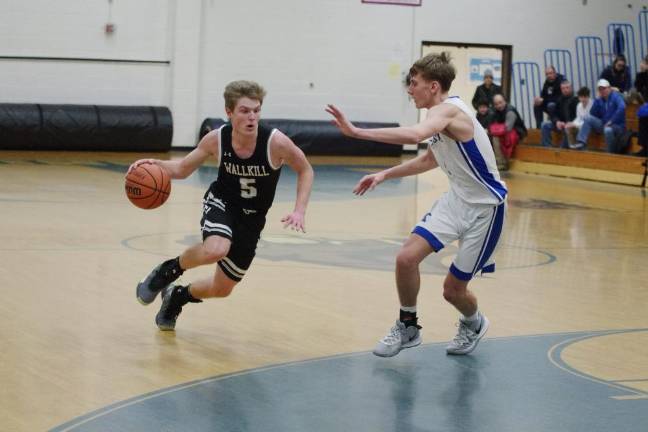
[373,320,422,357]
[446,312,490,355]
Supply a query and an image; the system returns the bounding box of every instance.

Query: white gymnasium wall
[0,0,172,106]
[1,0,647,147]
[197,0,414,128]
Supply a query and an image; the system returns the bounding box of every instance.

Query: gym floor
[1,151,647,431]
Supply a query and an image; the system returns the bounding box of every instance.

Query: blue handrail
[639,10,648,60]
[607,23,637,82]
[575,36,606,93]
[543,49,574,85]
[511,62,541,129]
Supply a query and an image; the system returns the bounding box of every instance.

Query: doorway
[419,41,512,115]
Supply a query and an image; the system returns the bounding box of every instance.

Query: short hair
[577,87,590,98]
[560,79,571,85]
[409,52,456,92]
[476,99,489,107]
[223,80,267,111]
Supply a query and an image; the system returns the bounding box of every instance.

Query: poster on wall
[362,0,422,6]
[469,58,502,84]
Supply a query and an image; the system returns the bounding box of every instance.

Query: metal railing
[511,62,541,129]
[607,23,638,79]
[544,49,574,85]
[575,36,606,93]
[639,10,648,60]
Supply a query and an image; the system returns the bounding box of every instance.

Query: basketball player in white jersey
[326,52,506,356]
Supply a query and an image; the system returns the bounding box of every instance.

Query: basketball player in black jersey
[128,80,314,330]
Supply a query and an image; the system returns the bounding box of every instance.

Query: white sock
[400,306,417,313]
[462,311,480,330]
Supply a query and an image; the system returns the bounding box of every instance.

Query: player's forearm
[383,153,436,180]
[353,126,424,145]
[154,159,190,179]
[293,165,314,214]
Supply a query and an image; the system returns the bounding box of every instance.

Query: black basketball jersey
[211,123,282,214]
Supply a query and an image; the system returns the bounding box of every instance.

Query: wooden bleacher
[512,103,647,186]
[524,103,641,153]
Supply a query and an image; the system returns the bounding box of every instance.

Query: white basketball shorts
[412,191,506,281]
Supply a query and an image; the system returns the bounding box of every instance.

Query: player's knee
[396,249,419,270]
[442,287,457,303]
[442,280,464,303]
[202,244,229,264]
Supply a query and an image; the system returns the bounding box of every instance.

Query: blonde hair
[223,80,267,111]
[409,52,456,92]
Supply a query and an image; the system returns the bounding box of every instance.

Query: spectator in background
[471,69,502,110]
[475,99,494,130]
[635,102,648,157]
[490,94,527,170]
[565,87,593,149]
[541,80,578,148]
[534,66,564,128]
[633,56,648,102]
[600,54,632,93]
[575,79,626,153]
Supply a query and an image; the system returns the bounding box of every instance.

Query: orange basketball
[125,163,171,209]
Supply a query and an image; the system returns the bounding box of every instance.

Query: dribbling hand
[127,158,158,175]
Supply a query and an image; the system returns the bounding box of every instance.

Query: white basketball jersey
[425,96,507,205]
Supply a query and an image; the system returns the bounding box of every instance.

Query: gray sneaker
[373,320,422,357]
[136,259,183,305]
[446,312,490,355]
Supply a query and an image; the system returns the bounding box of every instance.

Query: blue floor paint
[51,331,648,432]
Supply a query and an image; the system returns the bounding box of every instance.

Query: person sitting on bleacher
[565,87,593,149]
[533,66,564,128]
[635,102,648,157]
[541,80,578,148]
[490,94,527,170]
[475,99,494,130]
[633,56,648,102]
[600,54,632,94]
[574,79,626,153]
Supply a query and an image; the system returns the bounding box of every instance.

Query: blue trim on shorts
[412,226,444,251]
[450,263,472,281]
[473,203,505,277]
[481,263,495,274]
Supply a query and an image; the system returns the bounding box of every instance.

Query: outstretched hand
[325,104,358,138]
[281,211,306,233]
[353,172,386,195]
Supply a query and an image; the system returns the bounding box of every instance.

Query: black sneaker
[136,258,184,305]
[155,285,183,331]
[155,285,201,331]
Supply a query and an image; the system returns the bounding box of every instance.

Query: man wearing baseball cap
[574,78,626,152]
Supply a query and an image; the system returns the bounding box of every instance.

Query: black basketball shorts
[200,191,266,282]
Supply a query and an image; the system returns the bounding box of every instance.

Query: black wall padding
[199,118,403,156]
[0,103,172,151]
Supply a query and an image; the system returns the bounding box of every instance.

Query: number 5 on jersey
[240,178,257,198]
